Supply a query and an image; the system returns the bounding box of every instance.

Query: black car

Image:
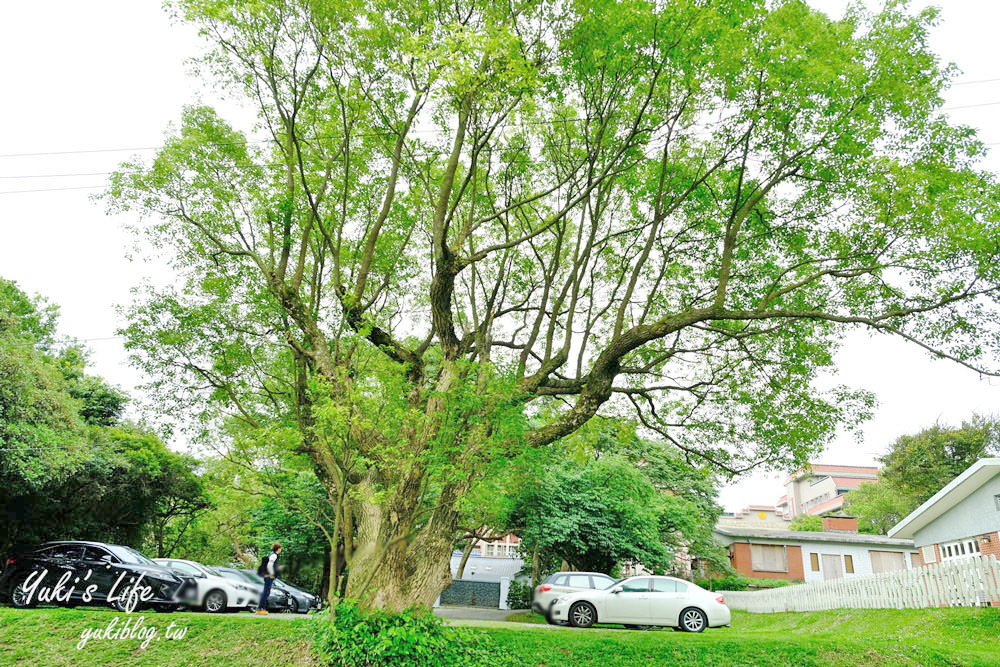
[272,577,321,614]
[215,567,294,612]
[0,541,198,612]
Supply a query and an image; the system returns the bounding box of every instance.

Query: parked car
[548,575,731,632]
[532,571,616,621]
[273,578,321,613]
[214,567,294,612]
[0,541,197,612]
[153,558,257,613]
[239,569,302,613]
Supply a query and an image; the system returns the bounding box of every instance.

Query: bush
[505,579,531,610]
[313,601,524,667]
[695,575,797,591]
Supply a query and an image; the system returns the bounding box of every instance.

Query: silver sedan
[548,575,731,632]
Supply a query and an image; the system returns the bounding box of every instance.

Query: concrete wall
[912,473,1000,547]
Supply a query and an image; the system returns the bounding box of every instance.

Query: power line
[941,101,1000,111]
[0,171,112,179]
[951,77,1000,86]
[0,184,106,195]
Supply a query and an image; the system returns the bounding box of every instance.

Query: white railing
[721,555,1000,613]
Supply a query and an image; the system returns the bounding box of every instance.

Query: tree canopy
[105,0,1000,609]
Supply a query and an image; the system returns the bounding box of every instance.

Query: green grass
[494,608,1000,666]
[2,605,998,666]
[0,607,316,666]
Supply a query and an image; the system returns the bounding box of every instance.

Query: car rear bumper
[707,604,731,627]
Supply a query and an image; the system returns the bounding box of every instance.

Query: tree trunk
[344,529,455,611]
[456,538,475,580]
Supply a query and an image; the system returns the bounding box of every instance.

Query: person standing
[255,542,282,615]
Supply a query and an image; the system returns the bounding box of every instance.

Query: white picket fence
[721,555,1000,613]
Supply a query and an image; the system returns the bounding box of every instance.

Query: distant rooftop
[714,526,914,547]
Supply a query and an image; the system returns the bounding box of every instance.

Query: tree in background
[107,0,1000,610]
[506,456,669,574]
[789,514,823,532]
[0,278,210,557]
[846,417,1000,534]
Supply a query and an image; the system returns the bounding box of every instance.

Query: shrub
[695,575,797,591]
[313,601,524,667]
[505,579,531,610]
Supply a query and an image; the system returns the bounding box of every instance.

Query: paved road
[432,606,515,622]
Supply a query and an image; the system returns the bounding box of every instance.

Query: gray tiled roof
[449,554,526,582]
[714,526,915,547]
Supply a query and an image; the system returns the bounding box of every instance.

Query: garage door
[869,550,906,574]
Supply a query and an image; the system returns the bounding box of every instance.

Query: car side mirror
[101,555,113,563]
[612,586,623,594]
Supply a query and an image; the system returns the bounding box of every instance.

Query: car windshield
[108,545,156,565]
[242,571,265,584]
[219,570,251,583]
[602,578,624,590]
[202,565,223,577]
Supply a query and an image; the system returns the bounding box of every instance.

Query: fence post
[499,577,511,610]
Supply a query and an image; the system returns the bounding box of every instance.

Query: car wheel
[110,597,130,613]
[679,607,707,633]
[287,599,299,614]
[568,601,596,629]
[203,590,228,613]
[10,577,36,609]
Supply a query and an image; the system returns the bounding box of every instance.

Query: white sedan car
[548,575,730,632]
[153,558,257,612]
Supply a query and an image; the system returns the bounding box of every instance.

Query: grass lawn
[495,608,1000,666]
[1,605,998,666]
[0,607,316,667]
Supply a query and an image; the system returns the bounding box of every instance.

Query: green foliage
[845,417,1000,534]
[313,602,524,667]
[505,579,531,610]
[507,456,668,574]
[695,575,796,591]
[106,0,1000,609]
[0,277,209,558]
[789,515,824,532]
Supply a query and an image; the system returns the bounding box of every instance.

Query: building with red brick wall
[889,459,1000,606]
[714,519,920,583]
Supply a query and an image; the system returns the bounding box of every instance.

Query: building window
[844,555,854,574]
[995,494,1000,511]
[749,544,788,573]
[941,538,981,561]
[810,553,820,571]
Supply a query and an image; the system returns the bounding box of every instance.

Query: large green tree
[107,0,1000,609]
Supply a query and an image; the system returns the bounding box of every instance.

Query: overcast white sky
[2,1,999,511]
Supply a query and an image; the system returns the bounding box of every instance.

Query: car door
[80,546,119,601]
[38,544,84,604]
[648,577,688,626]
[602,577,651,623]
